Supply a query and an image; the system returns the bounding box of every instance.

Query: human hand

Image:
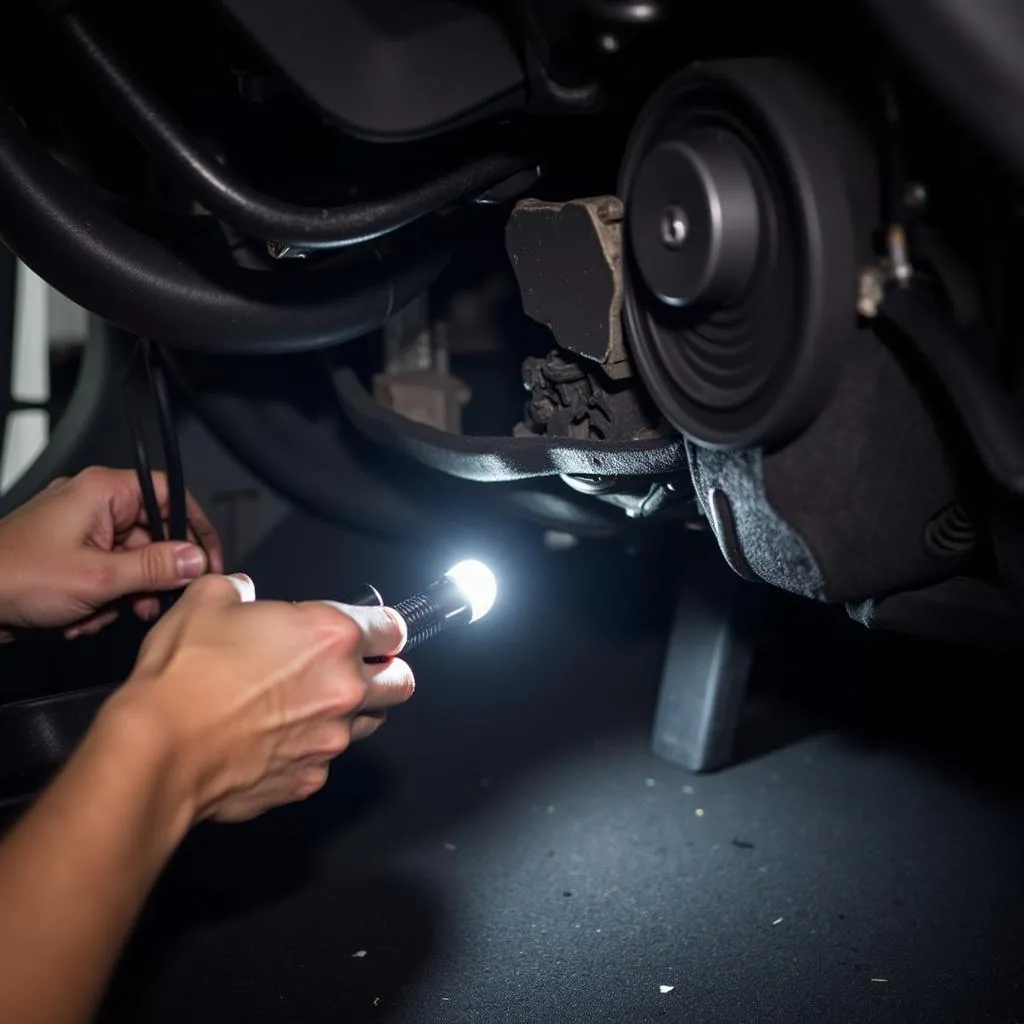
[0,466,222,640]
[102,573,413,824]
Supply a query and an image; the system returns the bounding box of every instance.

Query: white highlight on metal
[444,559,497,623]
[1,409,49,493]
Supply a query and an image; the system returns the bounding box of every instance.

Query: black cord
[143,340,187,544]
[121,338,190,617]
[123,397,165,543]
[59,12,529,250]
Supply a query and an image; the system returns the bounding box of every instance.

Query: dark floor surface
[52,507,1021,1024]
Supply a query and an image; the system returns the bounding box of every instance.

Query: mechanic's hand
[0,466,222,640]
[103,574,413,823]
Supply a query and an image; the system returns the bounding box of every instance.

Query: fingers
[350,710,387,743]
[360,656,415,711]
[131,595,161,622]
[83,469,223,572]
[65,608,119,640]
[174,572,255,612]
[184,492,224,574]
[92,541,208,604]
[324,602,407,658]
[209,761,330,822]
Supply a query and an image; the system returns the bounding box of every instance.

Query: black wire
[143,340,187,544]
[123,398,165,544]
[59,12,529,250]
[121,341,174,617]
[0,103,453,355]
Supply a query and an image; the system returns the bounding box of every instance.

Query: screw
[660,205,688,249]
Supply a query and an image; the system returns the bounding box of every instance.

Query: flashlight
[391,559,497,652]
[234,564,497,652]
[333,560,497,655]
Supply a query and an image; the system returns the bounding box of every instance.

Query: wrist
[90,687,200,849]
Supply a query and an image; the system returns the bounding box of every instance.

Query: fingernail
[227,572,256,603]
[175,544,207,579]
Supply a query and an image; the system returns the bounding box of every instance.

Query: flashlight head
[444,559,497,623]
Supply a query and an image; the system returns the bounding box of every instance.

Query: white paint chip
[772,917,784,926]
[870,978,888,983]
[352,950,367,958]
[659,985,675,994]
[694,808,705,817]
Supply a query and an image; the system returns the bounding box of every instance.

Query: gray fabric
[687,335,965,603]
[689,444,827,600]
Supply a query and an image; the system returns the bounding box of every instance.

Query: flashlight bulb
[444,559,497,623]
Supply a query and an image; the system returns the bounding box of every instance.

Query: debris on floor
[444,842,457,852]
[645,778,656,788]
[352,950,368,958]
[682,784,695,794]
[731,839,755,850]
[870,978,888,983]
[695,808,705,817]
[772,917,784,926]
[659,985,675,994]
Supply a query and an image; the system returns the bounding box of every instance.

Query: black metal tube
[0,104,451,353]
[59,12,529,250]
[393,578,472,652]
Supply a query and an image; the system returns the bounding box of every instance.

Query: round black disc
[620,59,866,450]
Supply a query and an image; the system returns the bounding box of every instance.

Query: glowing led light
[444,559,497,623]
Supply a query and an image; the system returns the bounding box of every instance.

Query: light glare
[445,559,497,623]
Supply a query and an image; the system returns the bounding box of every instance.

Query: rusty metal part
[372,293,470,433]
[506,195,633,379]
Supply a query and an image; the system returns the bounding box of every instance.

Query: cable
[143,341,187,543]
[58,12,530,250]
[0,103,452,352]
[121,338,191,615]
[121,341,176,615]
[123,398,165,543]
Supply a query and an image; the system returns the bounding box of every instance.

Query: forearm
[0,698,194,1024]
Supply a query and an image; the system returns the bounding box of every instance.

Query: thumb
[174,572,256,610]
[106,541,209,595]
